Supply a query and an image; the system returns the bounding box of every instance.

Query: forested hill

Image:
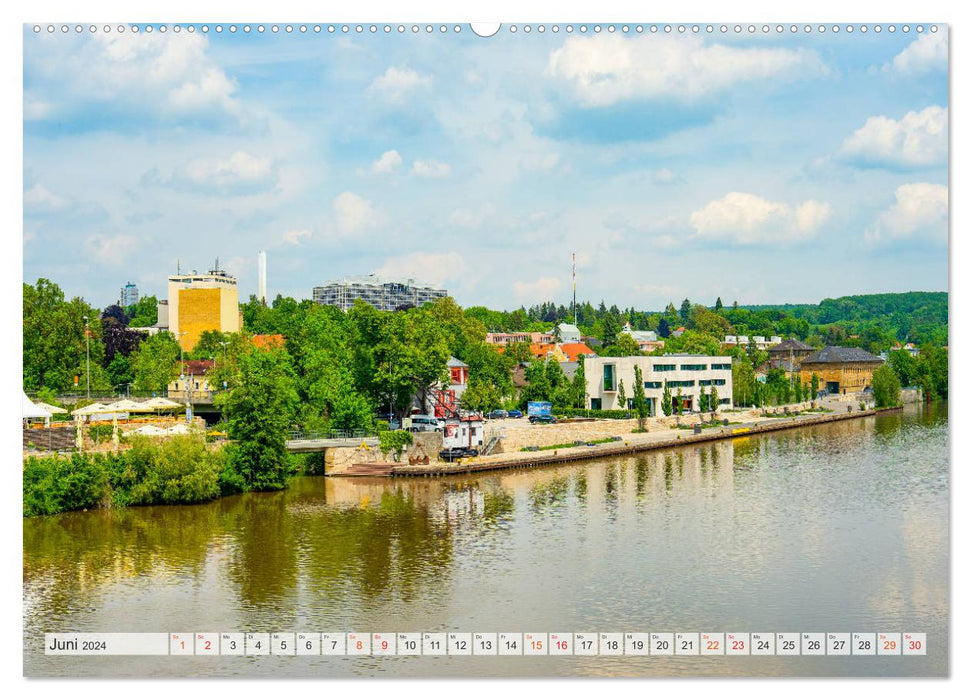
[740,292,947,328]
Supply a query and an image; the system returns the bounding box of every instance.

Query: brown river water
[23,402,948,677]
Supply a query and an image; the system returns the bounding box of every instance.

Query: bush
[23,436,229,516]
[88,424,114,444]
[554,408,632,420]
[378,430,413,460]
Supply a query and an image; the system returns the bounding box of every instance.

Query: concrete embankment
[330,406,896,478]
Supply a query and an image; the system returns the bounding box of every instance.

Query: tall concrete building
[119,282,139,308]
[168,265,241,352]
[257,250,267,304]
[313,274,447,311]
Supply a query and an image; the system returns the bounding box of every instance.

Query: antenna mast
[572,252,577,326]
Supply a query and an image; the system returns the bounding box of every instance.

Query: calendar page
[21,13,949,681]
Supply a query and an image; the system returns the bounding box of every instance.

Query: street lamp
[82,315,90,399]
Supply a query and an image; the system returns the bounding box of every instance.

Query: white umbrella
[106,399,146,412]
[71,402,112,416]
[33,401,68,414]
[143,397,182,410]
[22,393,52,420]
[127,424,167,436]
[165,423,191,435]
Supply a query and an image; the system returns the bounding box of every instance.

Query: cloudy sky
[23,23,948,311]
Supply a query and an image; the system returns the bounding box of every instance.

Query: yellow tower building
[167,266,240,352]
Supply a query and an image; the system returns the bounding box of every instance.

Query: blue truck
[526,401,557,424]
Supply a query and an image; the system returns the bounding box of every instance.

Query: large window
[667,380,695,388]
[644,381,662,389]
[699,379,727,386]
[711,363,732,370]
[603,364,616,392]
[653,364,676,372]
[680,364,708,371]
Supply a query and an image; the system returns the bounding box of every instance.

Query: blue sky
[23,23,948,312]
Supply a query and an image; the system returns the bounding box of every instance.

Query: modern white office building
[313,274,447,311]
[583,355,734,415]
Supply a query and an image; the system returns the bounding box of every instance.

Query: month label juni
[44,632,928,656]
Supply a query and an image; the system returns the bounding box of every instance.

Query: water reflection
[24,403,948,677]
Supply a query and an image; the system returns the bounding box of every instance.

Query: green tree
[190,330,230,359]
[106,354,134,390]
[131,332,181,392]
[679,298,692,322]
[715,297,724,311]
[887,349,919,386]
[699,387,708,413]
[675,388,684,415]
[506,341,533,365]
[617,379,627,410]
[810,372,820,399]
[570,355,587,408]
[601,313,620,346]
[632,364,647,427]
[329,390,374,433]
[710,385,719,415]
[615,333,641,356]
[872,364,901,408]
[127,295,159,327]
[23,279,107,392]
[661,382,673,416]
[219,347,298,491]
[462,379,501,414]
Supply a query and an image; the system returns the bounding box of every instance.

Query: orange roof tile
[252,334,285,350]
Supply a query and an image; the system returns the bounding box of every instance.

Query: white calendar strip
[45,632,927,656]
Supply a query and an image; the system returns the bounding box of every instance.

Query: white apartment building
[584,355,734,415]
[313,274,447,311]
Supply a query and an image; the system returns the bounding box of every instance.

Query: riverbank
[370,406,900,478]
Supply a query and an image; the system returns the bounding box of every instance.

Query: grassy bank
[23,436,315,517]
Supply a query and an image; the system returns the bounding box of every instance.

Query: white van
[404,414,442,432]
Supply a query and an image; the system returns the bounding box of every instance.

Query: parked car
[406,414,442,432]
[487,409,508,419]
[439,447,480,462]
[528,414,558,425]
[507,409,524,419]
[374,413,401,430]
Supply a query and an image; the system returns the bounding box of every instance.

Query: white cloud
[333,192,383,237]
[371,150,403,174]
[410,159,452,178]
[448,203,495,229]
[512,276,563,302]
[86,234,138,266]
[886,32,947,76]
[548,35,826,106]
[28,32,241,120]
[370,66,431,98]
[865,183,947,247]
[155,151,277,196]
[635,283,682,299]
[282,228,312,246]
[653,168,681,186]
[690,192,831,245]
[23,98,52,121]
[373,252,467,288]
[839,106,947,169]
[23,184,65,211]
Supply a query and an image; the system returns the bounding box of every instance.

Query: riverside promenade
[335,405,899,478]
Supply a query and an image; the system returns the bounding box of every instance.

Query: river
[23,402,948,677]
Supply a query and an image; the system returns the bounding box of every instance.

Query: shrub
[379,430,413,460]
